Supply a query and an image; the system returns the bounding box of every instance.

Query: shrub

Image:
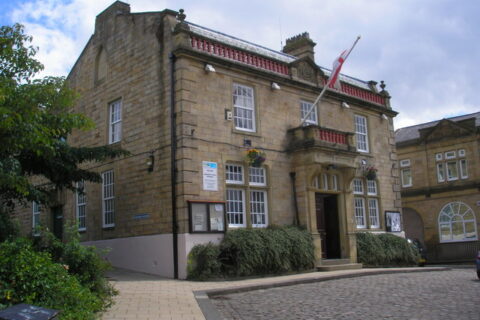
[187,242,222,280]
[0,238,103,319]
[33,225,116,307]
[0,207,18,243]
[377,233,419,266]
[357,232,419,267]
[186,226,315,279]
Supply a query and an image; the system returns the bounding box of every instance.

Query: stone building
[16,1,401,279]
[396,112,480,262]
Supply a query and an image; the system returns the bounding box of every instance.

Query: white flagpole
[300,36,361,127]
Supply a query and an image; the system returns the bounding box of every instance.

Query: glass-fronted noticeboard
[188,201,226,233]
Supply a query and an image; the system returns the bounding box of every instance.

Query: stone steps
[317,259,362,272]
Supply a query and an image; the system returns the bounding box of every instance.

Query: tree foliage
[0,24,127,209]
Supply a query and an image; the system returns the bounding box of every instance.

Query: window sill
[232,128,261,137]
[439,238,478,244]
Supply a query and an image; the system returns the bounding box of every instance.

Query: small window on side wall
[189,201,226,233]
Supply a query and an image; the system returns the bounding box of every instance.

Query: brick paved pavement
[211,268,479,320]
[101,267,452,319]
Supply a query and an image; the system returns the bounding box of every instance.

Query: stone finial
[177,9,186,22]
[380,80,386,91]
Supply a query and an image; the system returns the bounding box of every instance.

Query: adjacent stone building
[16,1,401,278]
[396,112,480,262]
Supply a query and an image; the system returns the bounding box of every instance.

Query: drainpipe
[169,53,178,279]
[290,172,300,226]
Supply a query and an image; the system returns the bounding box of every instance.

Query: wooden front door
[315,193,341,259]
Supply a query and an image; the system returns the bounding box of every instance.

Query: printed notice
[202,161,218,191]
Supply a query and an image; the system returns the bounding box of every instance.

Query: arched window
[438,202,477,242]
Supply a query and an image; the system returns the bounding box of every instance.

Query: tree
[0,24,127,212]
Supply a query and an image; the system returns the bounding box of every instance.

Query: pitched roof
[395,112,480,143]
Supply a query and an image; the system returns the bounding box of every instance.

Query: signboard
[385,211,401,232]
[202,161,218,191]
[188,201,226,233]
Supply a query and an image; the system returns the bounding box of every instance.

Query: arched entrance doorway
[403,207,424,245]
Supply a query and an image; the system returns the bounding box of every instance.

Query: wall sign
[385,211,401,232]
[202,161,218,191]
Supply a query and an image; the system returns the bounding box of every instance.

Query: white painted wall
[177,233,224,279]
[83,234,174,278]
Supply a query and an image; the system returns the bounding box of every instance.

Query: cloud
[4,0,480,128]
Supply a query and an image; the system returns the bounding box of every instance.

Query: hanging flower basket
[364,166,377,180]
[245,148,266,167]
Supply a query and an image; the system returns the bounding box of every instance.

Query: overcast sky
[1,0,479,129]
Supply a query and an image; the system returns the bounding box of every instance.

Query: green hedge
[187,226,315,280]
[0,238,103,319]
[357,232,419,267]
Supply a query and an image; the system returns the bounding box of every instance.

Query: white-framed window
[367,180,377,195]
[353,178,364,194]
[250,190,268,227]
[437,163,445,182]
[225,164,268,228]
[76,181,86,231]
[354,197,366,228]
[354,115,369,153]
[401,168,412,187]
[399,159,411,167]
[446,161,458,181]
[102,170,115,228]
[249,167,266,186]
[226,164,244,184]
[32,201,41,235]
[109,99,122,144]
[352,178,380,229]
[445,150,456,159]
[232,83,255,132]
[226,188,246,227]
[368,198,380,228]
[300,100,317,125]
[438,202,477,242]
[436,150,467,182]
[460,159,468,179]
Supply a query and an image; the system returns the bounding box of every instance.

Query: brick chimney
[282,32,316,61]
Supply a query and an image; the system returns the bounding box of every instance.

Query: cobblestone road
[211,269,479,320]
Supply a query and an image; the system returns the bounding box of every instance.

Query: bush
[187,226,315,279]
[33,225,116,307]
[0,238,103,319]
[357,232,419,267]
[187,242,222,280]
[0,207,18,243]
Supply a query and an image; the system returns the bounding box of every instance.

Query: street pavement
[210,268,479,320]
[100,266,471,320]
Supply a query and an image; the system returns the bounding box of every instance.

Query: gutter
[169,53,179,279]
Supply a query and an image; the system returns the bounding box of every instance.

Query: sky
[1,0,479,129]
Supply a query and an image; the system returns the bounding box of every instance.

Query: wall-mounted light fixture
[271,82,281,90]
[341,101,350,109]
[381,113,388,120]
[204,64,216,73]
[146,152,155,172]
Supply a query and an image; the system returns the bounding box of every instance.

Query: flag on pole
[327,36,361,90]
[328,49,348,90]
